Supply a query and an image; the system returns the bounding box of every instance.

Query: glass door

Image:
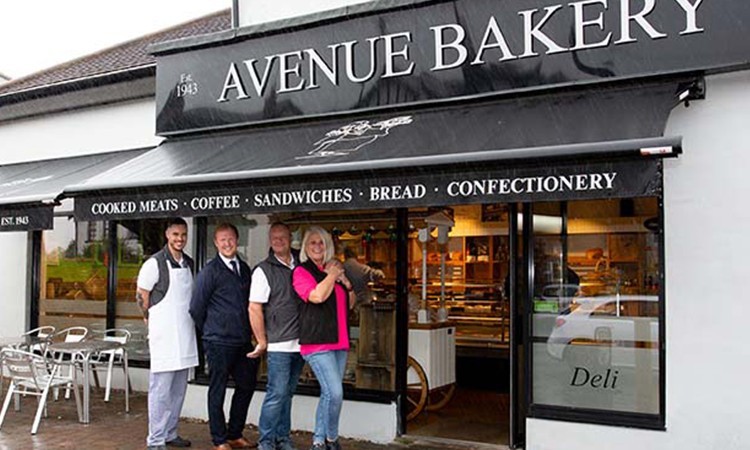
[405,204,512,446]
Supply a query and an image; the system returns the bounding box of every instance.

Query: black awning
[0,148,150,231]
[66,80,682,221]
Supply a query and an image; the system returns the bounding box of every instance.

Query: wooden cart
[406,322,457,420]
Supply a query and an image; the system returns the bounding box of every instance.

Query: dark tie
[230,260,240,277]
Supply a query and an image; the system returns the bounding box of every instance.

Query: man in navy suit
[190,223,257,450]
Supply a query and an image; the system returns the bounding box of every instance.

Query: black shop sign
[75,159,660,221]
[155,0,750,134]
[0,205,53,232]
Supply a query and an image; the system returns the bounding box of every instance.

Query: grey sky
[0,0,227,80]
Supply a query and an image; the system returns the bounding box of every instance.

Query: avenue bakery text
[217,0,703,102]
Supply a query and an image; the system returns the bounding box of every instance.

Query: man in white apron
[137,218,198,450]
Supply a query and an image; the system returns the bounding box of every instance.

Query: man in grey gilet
[137,218,198,450]
[247,222,304,450]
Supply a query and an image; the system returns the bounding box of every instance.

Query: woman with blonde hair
[292,226,354,450]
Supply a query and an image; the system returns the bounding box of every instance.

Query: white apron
[148,263,198,373]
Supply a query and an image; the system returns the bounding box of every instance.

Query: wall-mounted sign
[155,0,748,134]
[0,205,53,232]
[74,159,660,221]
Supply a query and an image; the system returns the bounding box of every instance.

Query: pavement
[0,387,502,450]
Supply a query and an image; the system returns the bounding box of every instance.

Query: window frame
[525,197,666,431]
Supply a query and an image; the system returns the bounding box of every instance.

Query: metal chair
[89,329,131,403]
[1,326,56,398]
[21,326,56,338]
[49,327,88,400]
[0,348,82,434]
[51,327,88,344]
[21,326,56,351]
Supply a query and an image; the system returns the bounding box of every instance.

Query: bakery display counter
[418,297,510,358]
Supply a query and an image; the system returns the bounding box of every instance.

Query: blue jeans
[303,350,348,444]
[258,351,305,447]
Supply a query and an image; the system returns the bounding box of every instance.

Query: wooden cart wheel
[425,382,456,411]
[406,356,428,421]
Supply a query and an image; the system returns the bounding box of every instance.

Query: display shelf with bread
[568,233,655,297]
[408,235,509,286]
[407,230,510,357]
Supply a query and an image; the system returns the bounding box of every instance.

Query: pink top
[293,265,350,356]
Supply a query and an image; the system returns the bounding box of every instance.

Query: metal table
[47,340,129,423]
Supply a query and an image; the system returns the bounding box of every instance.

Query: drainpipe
[231,0,240,28]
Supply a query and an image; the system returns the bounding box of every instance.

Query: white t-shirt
[249,254,299,353]
[137,255,185,291]
[137,258,159,291]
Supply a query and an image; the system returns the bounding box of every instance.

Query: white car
[546,295,659,368]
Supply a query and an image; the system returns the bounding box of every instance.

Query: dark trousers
[204,341,258,445]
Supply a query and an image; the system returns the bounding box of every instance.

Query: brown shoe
[226,437,255,449]
[213,445,232,450]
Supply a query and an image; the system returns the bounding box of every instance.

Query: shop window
[40,217,108,331]
[205,216,261,262]
[335,214,397,393]
[114,219,194,362]
[530,198,662,425]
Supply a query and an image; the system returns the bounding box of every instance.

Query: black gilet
[295,260,344,345]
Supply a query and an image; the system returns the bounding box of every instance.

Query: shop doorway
[404,204,520,447]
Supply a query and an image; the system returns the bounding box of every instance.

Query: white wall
[182,385,398,443]
[527,70,750,449]
[237,0,372,27]
[0,98,160,165]
[0,233,28,336]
